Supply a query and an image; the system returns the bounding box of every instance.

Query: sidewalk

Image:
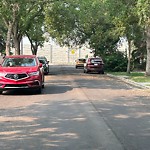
[107,73,150,89]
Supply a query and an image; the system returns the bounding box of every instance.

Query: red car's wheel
[36,87,42,94]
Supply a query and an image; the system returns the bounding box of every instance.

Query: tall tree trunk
[31,44,38,55]
[4,3,19,56]
[26,33,38,55]
[127,40,131,74]
[12,23,22,55]
[146,26,150,76]
[5,24,12,56]
[13,38,20,55]
[31,45,35,55]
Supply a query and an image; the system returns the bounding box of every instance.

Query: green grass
[107,72,150,83]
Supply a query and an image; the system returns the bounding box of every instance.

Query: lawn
[107,72,150,83]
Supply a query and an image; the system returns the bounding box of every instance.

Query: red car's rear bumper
[87,65,104,72]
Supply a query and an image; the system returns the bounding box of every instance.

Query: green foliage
[136,0,150,27]
[45,0,115,49]
[0,0,47,55]
[103,51,127,72]
[45,0,81,46]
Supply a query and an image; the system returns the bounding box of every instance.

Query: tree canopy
[0,0,47,55]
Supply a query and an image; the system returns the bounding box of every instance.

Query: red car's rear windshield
[90,58,103,63]
[2,58,36,67]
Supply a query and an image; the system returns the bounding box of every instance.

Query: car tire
[86,69,89,73]
[0,91,2,94]
[42,83,44,88]
[46,69,49,75]
[75,66,78,69]
[36,87,42,94]
[84,69,88,73]
[99,70,104,74]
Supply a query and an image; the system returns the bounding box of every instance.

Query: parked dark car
[84,57,104,74]
[0,55,44,94]
[75,58,86,68]
[37,57,49,75]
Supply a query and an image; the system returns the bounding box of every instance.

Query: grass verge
[107,72,150,83]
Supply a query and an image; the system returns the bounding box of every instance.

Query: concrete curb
[107,74,150,89]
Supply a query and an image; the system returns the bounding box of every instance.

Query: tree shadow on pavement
[0,99,102,150]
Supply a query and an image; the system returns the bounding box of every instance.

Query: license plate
[94,64,98,66]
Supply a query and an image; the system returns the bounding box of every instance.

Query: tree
[25,15,45,55]
[45,0,118,55]
[104,0,140,73]
[11,0,45,55]
[0,0,46,55]
[45,0,81,47]
[0,1,19,55]
[136,0,150,75]
[0,21,6,54]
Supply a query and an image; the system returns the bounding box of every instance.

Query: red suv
[0,55,44,94]
[84,57,104,74]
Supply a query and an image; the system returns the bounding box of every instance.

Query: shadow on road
[91,95,150,150]
[2,83,73,96]
[0,99,97,150]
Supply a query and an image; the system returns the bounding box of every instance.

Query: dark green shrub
[103,51,127,72]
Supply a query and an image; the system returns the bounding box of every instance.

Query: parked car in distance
[84,57,104,74]
[75,58,86,68]
[37,56,49,75]
[0,55,44,94]
[37,56,48,63]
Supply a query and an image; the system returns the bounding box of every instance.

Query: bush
[103,51,127,72]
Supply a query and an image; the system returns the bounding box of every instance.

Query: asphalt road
[0,65,150,150]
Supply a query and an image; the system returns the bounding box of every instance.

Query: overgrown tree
[25,15,45,55]
[45,0,118,55]
[0,0,47,55]
[104,0,140,73]
[0,1,18,55]
[45,0,80,47]
[0,21,6,54]
[136,0,150,75]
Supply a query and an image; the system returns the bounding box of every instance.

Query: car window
[2,58,36,67]
[91,59,102,63]
[38,57,47,62]
[39,59,46,64]
[78,59,86,63]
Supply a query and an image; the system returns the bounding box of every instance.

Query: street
[0,65,150,150]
